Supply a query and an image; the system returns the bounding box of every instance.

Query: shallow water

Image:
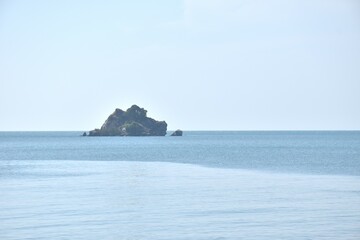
[0,131,360,239]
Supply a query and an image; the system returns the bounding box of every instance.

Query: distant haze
[0,0,359,131]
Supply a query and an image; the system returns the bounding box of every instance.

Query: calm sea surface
[0,131,359,239]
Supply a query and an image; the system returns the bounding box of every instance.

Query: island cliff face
[89,105,167,136]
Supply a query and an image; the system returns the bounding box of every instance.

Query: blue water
[1,131,360,239]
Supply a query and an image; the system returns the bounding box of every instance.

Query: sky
[0,0,359,131]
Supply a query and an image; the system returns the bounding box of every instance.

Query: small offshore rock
[171,129,183,136]
[82,132,87,136]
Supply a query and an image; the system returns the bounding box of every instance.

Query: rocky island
[88,105,167,136]
[171,129,183,136]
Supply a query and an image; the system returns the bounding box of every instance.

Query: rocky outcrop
[171,129,183,136]
[88,105,167,136]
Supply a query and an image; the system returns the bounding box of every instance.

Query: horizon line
[0,130,359,132]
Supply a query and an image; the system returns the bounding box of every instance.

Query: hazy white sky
[0,0,359,130]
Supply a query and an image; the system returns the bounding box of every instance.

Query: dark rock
[82,132,87,136]
[89,105,167,136]
[171,129,183,136]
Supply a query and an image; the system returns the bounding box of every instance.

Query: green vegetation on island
[88,105,167,136]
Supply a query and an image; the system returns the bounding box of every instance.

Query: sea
[0,131,359,240]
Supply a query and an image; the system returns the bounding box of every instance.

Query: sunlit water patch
[1,160,359,240]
